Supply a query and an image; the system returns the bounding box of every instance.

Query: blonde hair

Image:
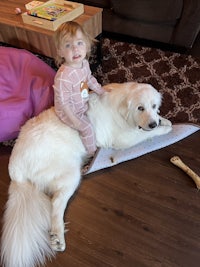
[54,21,94,67]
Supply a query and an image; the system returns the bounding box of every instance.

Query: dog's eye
[138,106,144,111]
[152,104,157,109]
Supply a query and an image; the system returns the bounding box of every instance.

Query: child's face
[58,29,87,68]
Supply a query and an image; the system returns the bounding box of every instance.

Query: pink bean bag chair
[0,47,55,142]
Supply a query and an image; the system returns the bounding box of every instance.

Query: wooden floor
[0,131,200,267]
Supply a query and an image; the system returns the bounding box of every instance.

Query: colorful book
[27,2,72,21]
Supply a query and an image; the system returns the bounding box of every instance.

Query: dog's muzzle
[139,120,160,131]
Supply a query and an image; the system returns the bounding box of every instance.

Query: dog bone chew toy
[170,156,200,190]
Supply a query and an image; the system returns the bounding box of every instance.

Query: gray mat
[85,124,199,175]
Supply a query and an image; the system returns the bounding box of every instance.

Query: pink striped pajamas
[53,59,105,155]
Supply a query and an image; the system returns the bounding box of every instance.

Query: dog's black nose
[149,121,157,129]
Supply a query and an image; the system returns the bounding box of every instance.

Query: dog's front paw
[159,117,172,127]
[50,232,66,252]
[162,125,172,134]
[156,124,172,136]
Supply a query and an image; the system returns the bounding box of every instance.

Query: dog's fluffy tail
[1,181,55,267]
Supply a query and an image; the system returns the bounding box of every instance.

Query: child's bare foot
[81,148,100,175]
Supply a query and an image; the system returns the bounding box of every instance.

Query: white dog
[1,82,172,267]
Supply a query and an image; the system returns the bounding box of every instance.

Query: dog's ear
[119,97,132,120]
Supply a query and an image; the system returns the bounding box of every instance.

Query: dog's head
[119,83,162,131]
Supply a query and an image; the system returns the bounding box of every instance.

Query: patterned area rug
[92,38,200,125]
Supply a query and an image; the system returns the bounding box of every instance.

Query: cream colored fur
[1,82,172,267]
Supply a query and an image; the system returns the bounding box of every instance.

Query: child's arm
[88,75,105,95]
[85,60,105,95]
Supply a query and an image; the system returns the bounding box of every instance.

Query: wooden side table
[0,0,102,58]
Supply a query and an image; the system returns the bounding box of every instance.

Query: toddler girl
[53,21,106,156]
